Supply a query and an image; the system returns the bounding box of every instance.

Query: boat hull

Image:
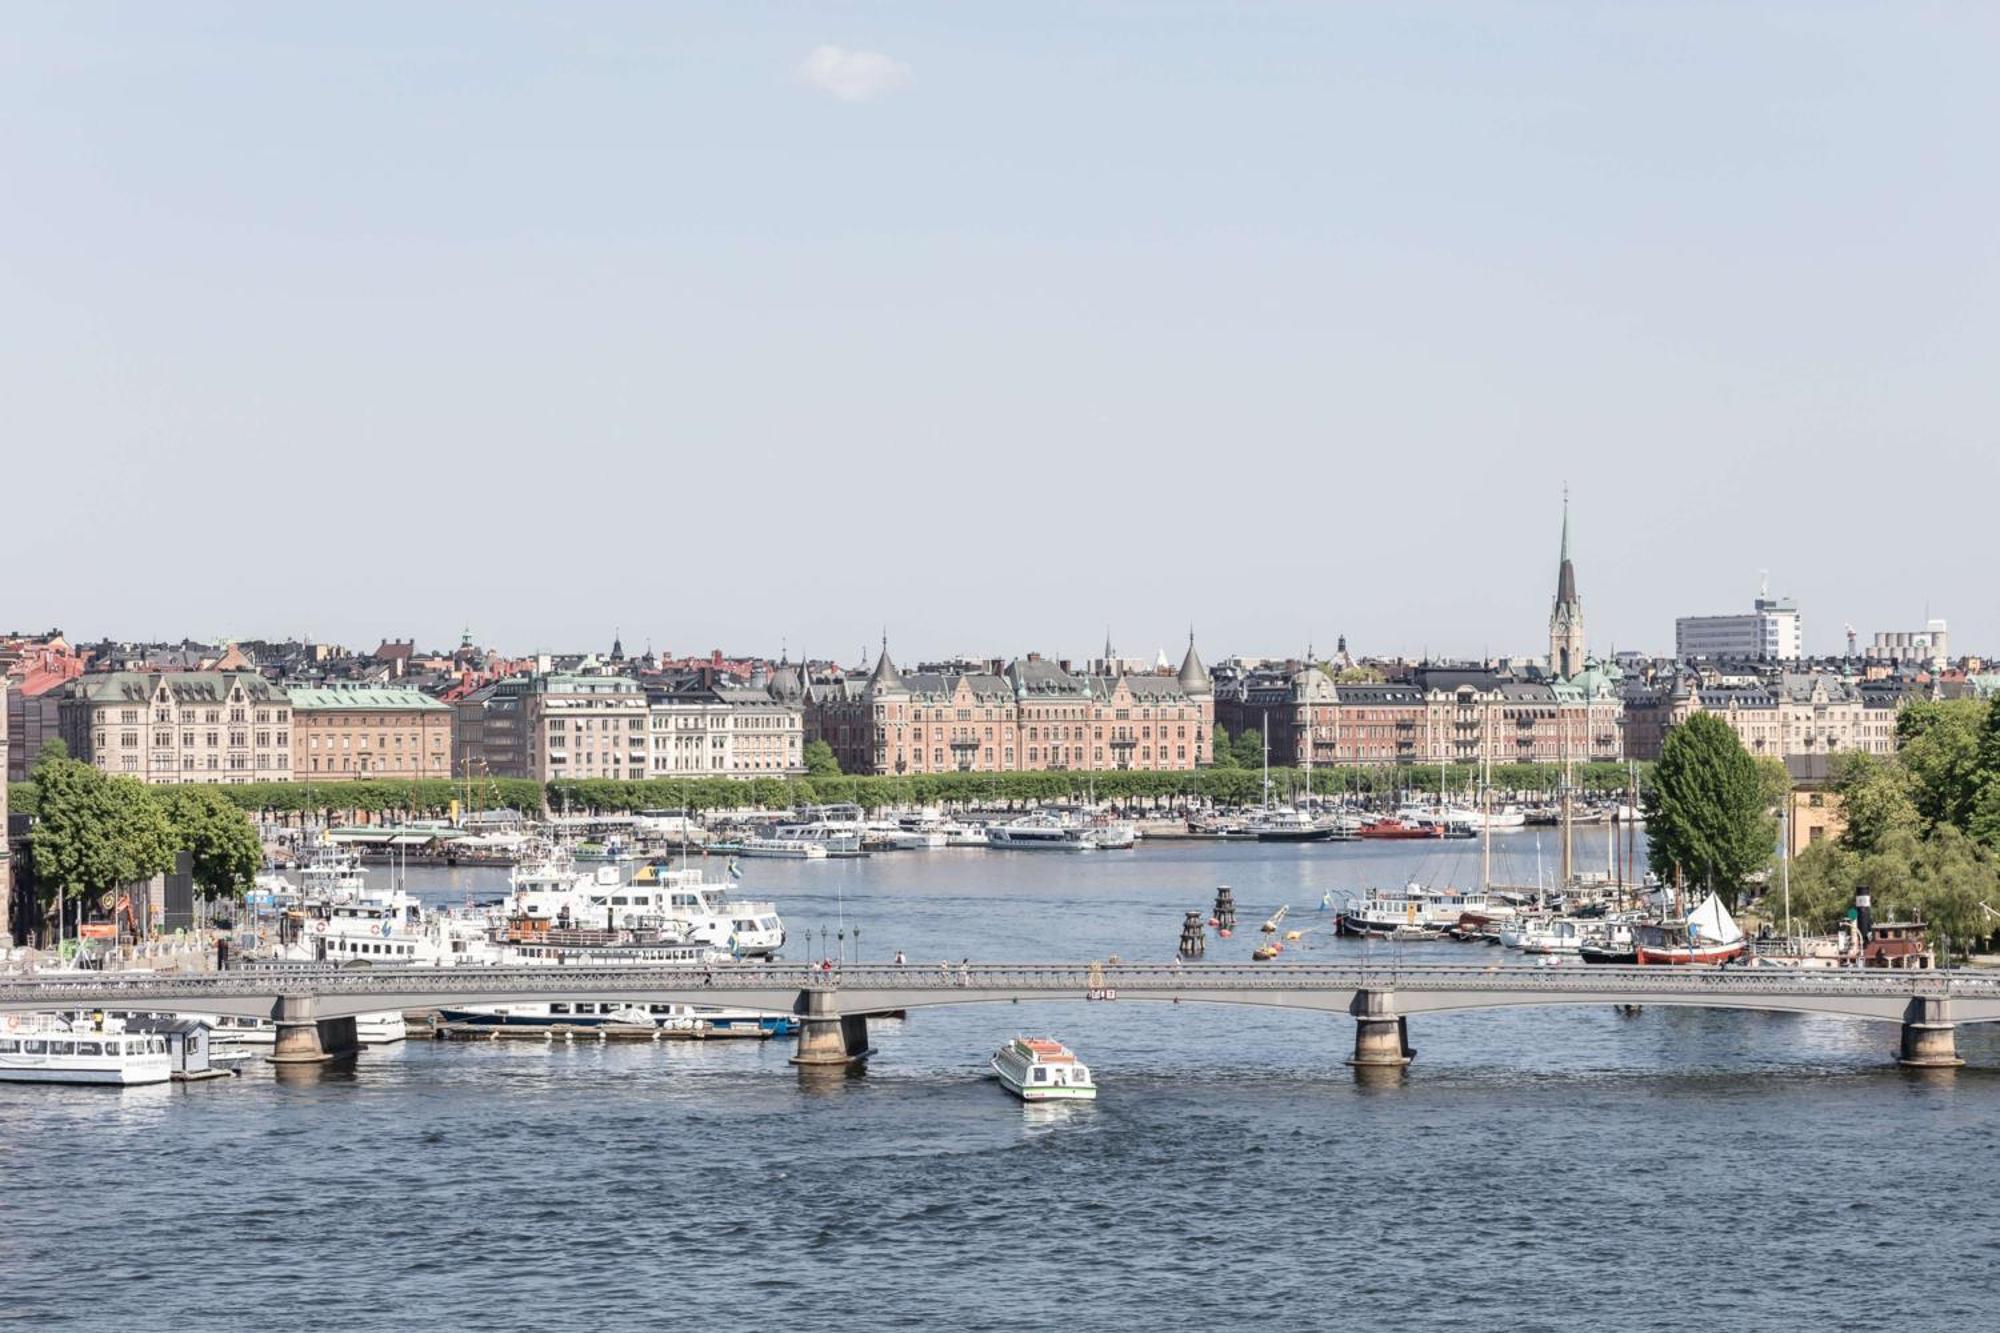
[1633,942,1747,965]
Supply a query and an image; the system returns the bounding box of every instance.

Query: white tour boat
[991,1037,1097,1101]
[0,1013,173,1086]
[984,813,1091,851]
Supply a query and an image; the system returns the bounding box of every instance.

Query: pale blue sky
[5,4,1995,664]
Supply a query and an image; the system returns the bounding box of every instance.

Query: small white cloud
[798,45,911,103]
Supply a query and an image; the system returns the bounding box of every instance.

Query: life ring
[4,1014,18,1032]
[309,919,327,935]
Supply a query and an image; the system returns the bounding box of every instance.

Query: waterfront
[6,834,1999,1332]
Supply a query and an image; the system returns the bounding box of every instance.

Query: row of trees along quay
[6,762,1652,832]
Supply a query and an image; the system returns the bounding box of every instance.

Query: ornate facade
[808,638,1215,776]
[59,672,293,784]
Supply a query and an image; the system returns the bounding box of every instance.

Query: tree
[1895,698,1989,833]
[1207,725,1237,769]
[27,749,174,929]
[1830,751,1920,852]
[158,785,263,899]
[1644,712,1772,907]
[1231,728,1268,771]
[802,740,841,778]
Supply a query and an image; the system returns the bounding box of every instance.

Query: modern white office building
[1675,596,1803,662]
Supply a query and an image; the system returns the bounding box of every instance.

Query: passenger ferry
[439,999,798,1036]
[984,813,1091,851]
[991,1037,1097,1101]
[0,1013,173,1086]
[734,835,829,859]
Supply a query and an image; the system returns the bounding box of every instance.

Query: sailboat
[1249,693,1338,842]
[1633,893,1747,965]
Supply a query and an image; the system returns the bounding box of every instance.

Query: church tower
[1548,489,1586,679]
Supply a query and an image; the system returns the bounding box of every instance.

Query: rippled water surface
[7,833,1999,1331]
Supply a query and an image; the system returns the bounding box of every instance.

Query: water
[7,830,1998,1332]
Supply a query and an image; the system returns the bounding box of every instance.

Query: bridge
[4,961,1994,1071]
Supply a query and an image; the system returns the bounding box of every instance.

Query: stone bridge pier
[1900,995,1963,1068]
[268,994,360,1065]
[790,989,871,1066]
[1347,989,1413,1069]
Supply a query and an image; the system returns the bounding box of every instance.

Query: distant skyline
[6,5,1995,659]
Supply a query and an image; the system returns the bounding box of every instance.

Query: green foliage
[802,740,841,778]
[1895,698,1989,832]
[210,778,545,819]
[7,781,34,818]
[26,749,175,913]
[1786,826,2000,961]
[1208,725,1237,769]
[157,785,263,899]
[1644,712,1772,907]
[1229,729,1268,769]
[1830,751,1920,852]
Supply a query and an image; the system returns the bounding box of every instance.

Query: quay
[1,962,1992,1072]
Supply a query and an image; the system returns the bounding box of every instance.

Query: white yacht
[991,1037,1097,1102]
[984,813,1091,851]
[0,1014,173,1086]
[504,863,787,960]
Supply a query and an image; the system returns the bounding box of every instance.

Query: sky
[4,3,1996,667]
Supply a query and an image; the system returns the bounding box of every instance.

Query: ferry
[734,836,829,859]
[438,1000,798,1036]
[990,1037,1097,1102]
[0,1013,173,1086]
[1247,806,1338,843]
[984,813,1092,851]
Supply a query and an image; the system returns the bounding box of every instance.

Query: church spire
[1549,486,1586,679]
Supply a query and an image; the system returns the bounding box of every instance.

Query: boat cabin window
[76,1041,102,1056]
[22,1040,46,1054]
[550,1003,571,1014]
[1031,1068,1047,1082]
[51,1041,75,1055]
[0,1039,16,1053]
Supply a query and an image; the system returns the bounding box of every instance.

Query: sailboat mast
[1481,695,1492,892]
[1780,792,1792,942]
[1262,712,1271,808]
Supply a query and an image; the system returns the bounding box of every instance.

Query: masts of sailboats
[1780,784,1793,942]
[1302,649,1312,815]
[1481,695,1493,893]
[1558,697,1574,893]
[1261,713,1272,810]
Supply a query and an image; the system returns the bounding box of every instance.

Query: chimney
[1854,884,1873,943]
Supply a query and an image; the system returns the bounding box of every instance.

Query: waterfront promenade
[4,960,1991,1070]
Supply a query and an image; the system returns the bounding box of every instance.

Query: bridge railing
[4,960,2000,1007]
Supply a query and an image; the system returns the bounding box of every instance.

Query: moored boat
[1633,894,1747,965]
[0,1013,173,1086]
